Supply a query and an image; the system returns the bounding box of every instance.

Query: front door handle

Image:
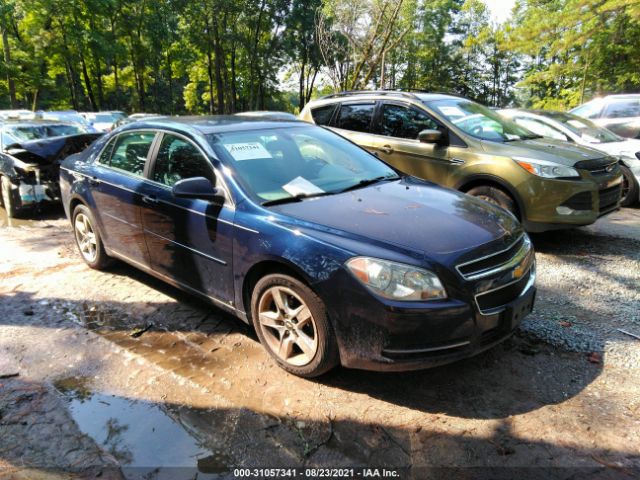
[89,176,101,186]
[379,145,394,155]
[142,195,158,205]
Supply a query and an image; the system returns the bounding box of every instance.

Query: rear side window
[310,105,336,126]
[152,134,214,187]
[603,100,640,119]
[336,103,375,133]
[108,131,156,176]
[380,104,439,140]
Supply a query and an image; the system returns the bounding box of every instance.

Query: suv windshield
[544,111,621,143]
[428,99,538,142]
[208,126,398,203]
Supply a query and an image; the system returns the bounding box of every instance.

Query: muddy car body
[0,127,102,217]
[60,116,536,377]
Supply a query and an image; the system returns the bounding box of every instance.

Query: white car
[500,108,640,206]
[80,111,126,133]
[569,94,640,139]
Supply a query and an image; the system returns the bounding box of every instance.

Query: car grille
[456,234,530,281]
[561,191,593,211]
[575,158,619,176]
[475,266,535,315]
[598,184,622,213]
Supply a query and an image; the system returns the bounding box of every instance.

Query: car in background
[0,120,101,216]
[570,94,640,139]
[300,91,623,232]
[114,113,161,128]
[235,111,298,121]
[60,116,535,377]
[81,111,126,132]
[40,110,98,133]
[500,109,640,206]
[0,109,35,120]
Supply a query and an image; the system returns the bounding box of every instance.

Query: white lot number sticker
[282,176,324,196]
[223,142,272,161]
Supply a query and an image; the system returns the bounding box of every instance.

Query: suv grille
[575,158,619,176]
[561,191,593,211]
[599,184,621,213]
[457,235,530,281]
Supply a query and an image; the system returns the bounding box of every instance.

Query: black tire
[1,176,19,218]
[466,185,518,218]
[620,164,639,207]
[72,204,112,270]
[250,273,339,378]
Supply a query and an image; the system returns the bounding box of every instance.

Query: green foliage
[0,0,637,113]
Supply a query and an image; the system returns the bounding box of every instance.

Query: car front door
[370,102,452,185]
[139,131,235,304]
[598,99,640,138]
[90,130,157,266]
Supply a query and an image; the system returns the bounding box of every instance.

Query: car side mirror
[418,129,443,143]
[172,177,224,203]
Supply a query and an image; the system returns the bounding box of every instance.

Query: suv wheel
[466,186,518,218]
[620,164,639,207]
[251,273,339,377]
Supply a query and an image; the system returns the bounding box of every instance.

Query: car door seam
[143,229,227,265]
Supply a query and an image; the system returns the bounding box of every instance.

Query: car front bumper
[320,263,536,372]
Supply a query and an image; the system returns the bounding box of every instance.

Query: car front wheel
[466,185,518,218]
[251,273,339,377]
[72,204,111,269]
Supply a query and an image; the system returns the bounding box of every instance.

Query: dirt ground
[0,204,638,480]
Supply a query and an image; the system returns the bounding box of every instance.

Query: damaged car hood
[4,133,103,165]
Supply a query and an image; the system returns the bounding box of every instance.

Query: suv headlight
[513,157,580,179]
[346,257,447,301]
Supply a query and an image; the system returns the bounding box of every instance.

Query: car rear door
[598,99,640,138]
[90,130,157,266]
[329,101,379,153]
[139,131,235,304]
[370,101,453,185]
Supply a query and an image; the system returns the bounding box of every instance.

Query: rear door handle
[142,195,158,205]
[379,145,394,155]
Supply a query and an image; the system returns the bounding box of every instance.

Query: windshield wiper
[261,191,333,207]
[338,175,400,193]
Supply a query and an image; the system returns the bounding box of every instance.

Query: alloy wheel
[257,286,318,366]
[74,213,97,262]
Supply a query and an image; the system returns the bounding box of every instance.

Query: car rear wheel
[466,185,518,218]
[73,204,111,269]
[251,273,339,377]
[1,176,19,218]
[620,164,639,207]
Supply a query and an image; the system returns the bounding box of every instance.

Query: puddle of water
[54,376,231,479]
[0,204,65,228]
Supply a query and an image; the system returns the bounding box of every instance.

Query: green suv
[300,91,623,232]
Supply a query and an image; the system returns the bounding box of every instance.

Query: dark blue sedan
[60,116,536,377]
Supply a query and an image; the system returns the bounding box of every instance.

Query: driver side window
[152,134,214,187]
[380,104,438,140]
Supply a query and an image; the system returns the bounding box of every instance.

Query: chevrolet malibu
[60,117,536,377]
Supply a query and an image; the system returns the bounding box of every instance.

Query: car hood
[4,133,103,166]
[481,137,606,166]
[268,178,521,262]
[588,139,640,159]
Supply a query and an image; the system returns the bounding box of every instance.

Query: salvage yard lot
[0,206,639,479]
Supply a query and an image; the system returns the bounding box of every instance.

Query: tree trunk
[79,50,98,111]
[206,41,215,114]
[1,27,17,108]
[212,18,225,114]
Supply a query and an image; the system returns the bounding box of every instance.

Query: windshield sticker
[439,106,465,118]
[223,142,272,161]
[282,176,324,196]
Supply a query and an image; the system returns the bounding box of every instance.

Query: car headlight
[345,257,447,301]
[513,157,580,179]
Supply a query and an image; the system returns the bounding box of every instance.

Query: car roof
[317,90,463,103]
[123,115,306,135]
[0,119,79,127]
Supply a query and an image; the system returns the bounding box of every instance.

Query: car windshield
[544,111,622,143]
[428,99,539,142]
[5,124,85,141]
[92,114,116,123]
[208,126,399,203]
